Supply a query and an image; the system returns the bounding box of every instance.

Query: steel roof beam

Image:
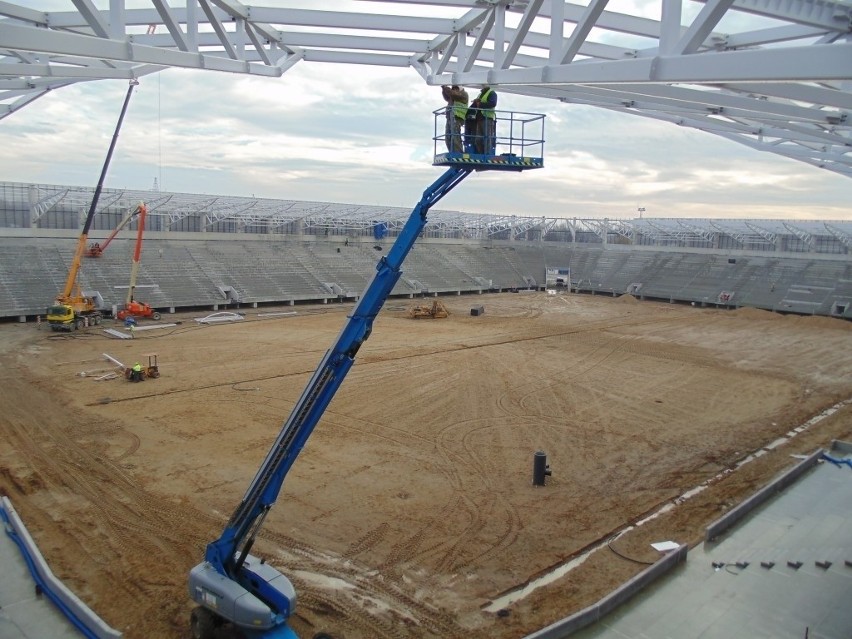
[70,0,110,39]
[0,22,283,76]
[0,1,849,180]
[824,223,852,247]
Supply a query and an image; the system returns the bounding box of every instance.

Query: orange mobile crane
[46,79,138,331]
[45,225,106,330]
[115,202,161,322]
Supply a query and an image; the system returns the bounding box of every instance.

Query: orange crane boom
[126,203,147,306]
[116,203,161,322]
[86,203,144,257]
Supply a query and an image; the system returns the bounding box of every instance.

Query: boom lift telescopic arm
[190,166,472,635]
[86,202,143,257]
[125,202,148,306]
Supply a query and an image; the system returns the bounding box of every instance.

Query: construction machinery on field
[115,201,161,322]
[124,353,160,381]
[408,299,449,319]
[188,108,544,639]
[46,80,138,332]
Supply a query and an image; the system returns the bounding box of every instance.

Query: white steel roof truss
[203,199,262,227]
[151,0,190,52]
[824,224,852,248]
[676,220,715,244]
[0,1,849,179]
[30,189,70,224]
[720,0,852,31]
[707,219,767,245]
[606,219,632,241]
[636,219,686,242]
[742,221,777,245]
[513,85,852,175]
[781,222,813,247]
[71,0,111,39]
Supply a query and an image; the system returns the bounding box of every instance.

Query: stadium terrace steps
[0,237,849,320]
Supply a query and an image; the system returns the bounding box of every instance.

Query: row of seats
[0,237,849,318]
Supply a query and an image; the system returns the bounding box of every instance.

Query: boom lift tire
[190,606,216,639]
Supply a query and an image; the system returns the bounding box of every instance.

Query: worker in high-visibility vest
[441,85,469,153]
[131,362,143,382]
[475,85,498,154]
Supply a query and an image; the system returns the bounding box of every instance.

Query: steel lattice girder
[14,181,852,243]
[0,0,850,176]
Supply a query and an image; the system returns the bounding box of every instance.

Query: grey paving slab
[570,454,852,639]
[0,526,81,639]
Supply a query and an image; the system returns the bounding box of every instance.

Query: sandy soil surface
[1,292,850,639]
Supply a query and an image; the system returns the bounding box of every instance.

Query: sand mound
[731,306,782,320]
[786,314,852,330]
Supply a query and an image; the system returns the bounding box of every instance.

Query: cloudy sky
[1,10,849,221]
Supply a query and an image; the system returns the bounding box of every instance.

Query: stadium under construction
[0,180,849,322]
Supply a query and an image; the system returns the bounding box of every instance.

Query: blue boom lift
[188,106,545,639]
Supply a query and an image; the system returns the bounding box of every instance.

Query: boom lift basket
[432,106,545,171]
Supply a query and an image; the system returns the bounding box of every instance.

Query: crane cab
[433,105,545,171]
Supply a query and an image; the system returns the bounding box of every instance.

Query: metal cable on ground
[606,538,655,565]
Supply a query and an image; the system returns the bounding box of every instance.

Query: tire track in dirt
[0,354,221,639]
[373,413,522,577]
[9,295,842,639]
[90,313,696,407]
[226,309,781,603]
[501,330,745,462]
[308,317,702,582]
[440,419,524,572]
[259,528,466,638]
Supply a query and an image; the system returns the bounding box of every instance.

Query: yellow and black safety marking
[432,153,544,170]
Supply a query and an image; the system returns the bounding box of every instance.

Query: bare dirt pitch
[1,292,851,639]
